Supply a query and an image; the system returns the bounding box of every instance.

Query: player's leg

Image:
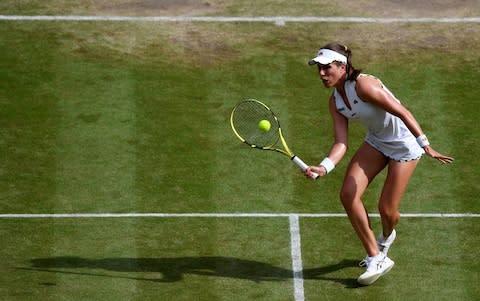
[378,159,419,241]
[340,142,388,256]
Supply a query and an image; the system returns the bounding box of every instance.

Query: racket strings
[231,101,279,148]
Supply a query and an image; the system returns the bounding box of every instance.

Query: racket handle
[291,156,319,180]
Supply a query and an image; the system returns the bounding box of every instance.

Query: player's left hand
[424,146,454,164]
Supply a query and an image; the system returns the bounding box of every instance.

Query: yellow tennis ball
[258,119,271,132]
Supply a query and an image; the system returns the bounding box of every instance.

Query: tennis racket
[230,99,318,179]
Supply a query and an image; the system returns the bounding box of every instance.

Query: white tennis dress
[333,74,424,162]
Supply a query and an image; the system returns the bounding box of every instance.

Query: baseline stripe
[289,215,305,301]
[0,213,479,218]
[1,15,480,23]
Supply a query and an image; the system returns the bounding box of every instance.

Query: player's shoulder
[355,74,383,95]
[356,73,381,86]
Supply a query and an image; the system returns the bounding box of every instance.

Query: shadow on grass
[21,256,359,287]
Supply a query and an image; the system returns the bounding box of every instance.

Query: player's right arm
[327,94,349,165]
[306,95,348,177]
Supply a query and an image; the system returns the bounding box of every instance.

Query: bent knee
[378,204,400,221]
[339,187,357,206]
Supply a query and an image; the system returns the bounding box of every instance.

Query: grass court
[1,1,479,300]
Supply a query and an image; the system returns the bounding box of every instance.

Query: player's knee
[339,187,356,208]
[378,203,400,223]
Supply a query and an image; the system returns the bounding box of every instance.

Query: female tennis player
[305,42,454,285]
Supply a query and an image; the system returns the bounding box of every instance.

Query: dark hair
[321,42,362,81]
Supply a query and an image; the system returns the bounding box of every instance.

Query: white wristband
[416,134,430,148]
[320,157,335,174]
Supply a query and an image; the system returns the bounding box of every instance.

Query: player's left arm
[355,76,423,137]
[355,76,454,164]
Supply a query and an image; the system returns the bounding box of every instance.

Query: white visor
[308,48,347,66]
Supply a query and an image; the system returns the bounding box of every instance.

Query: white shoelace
[359,256,369,267]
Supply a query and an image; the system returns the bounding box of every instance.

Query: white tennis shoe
[357,253,394,286]
[359,229,397,267]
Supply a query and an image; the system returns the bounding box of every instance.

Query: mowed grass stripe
[0,23,59,212]
[53,60,139,297]
[133,65,218,211]
[54,61,137,211]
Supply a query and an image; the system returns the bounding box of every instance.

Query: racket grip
[291,156,319,180]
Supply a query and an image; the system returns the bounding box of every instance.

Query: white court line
[0,212,479,218]
[289,215,305,301]
[1,15,480,23]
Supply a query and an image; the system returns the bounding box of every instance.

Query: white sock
[368,253,383,261]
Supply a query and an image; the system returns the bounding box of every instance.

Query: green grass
[0,218,294,300]
[0,10,479,301]
[301,217,480,300]
[1,217,479,300]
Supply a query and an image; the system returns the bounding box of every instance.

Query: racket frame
[230,99,318,179]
